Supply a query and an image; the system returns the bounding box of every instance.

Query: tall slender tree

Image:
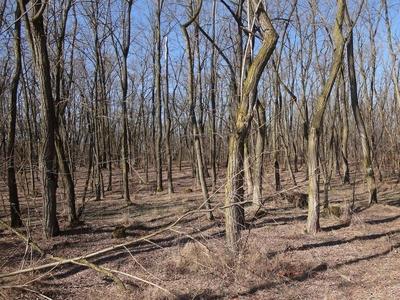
[52,0,78,227]
[164,36,174,194]
[181,0,214,221]
[7,3,22,228]
[345,5,377,205]
[120,0,134,205]
[307,0,346,234]
[19,0,60,238]
[154,0,164,192]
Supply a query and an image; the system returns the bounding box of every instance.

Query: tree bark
[7,4,23,228]
[210,0,217,192]
[181,0,214,221]
[225,0,278,250]
[345,8,377,205]
[252,101,266,209]
[164,36,174,194]
[19,0,60,238]
[155,0,163,192]
[339,69,350,184]
[53,0,78,227]
[307,0,346,235]
[121,0,134,205]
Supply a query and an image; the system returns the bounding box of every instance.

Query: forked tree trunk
[307,0,346,235]
[225,0,278,251]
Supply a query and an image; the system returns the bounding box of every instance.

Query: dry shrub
[174,241,212,273]
[243,250,271,279]
[118,213,136,227]
[169,241,234,276]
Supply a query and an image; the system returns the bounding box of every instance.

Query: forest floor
[1,163,400,300]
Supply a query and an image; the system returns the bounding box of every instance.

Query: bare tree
[181,0,214,221]
[7,3,22,228]
[339,68,350,184]
[51,0,78,226]
[345,5,378,205]
[307,0,346,234]
[19,0,60,237]
[120,0,134,205]
[164,36,174,194]
[225,0,278,250]
[154,0,164,192]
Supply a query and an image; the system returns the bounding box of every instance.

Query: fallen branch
[0,219,126,291]
[0,210,202,292]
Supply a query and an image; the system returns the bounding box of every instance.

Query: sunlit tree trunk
[345,7,377,205]
[382,0,399,175]
[225,0,278,250]
[252,101,266,210]
[164,36,174,194]
[339,69,350,184]
[307,0,345,234]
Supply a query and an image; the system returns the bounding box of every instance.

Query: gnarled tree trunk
[225,0,278,251]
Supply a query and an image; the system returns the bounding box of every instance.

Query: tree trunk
[307,0,345,234]
[339,69,350,184]
[53,0,77,227]
[225,0,278,251]
[345,11,377,205]
[273,66,281,191]
[252,101,266,210]
[181,0,213,221]
[164,36,174,194]
[7,4,22,228]
[21,75,36,195]
[55,135,78,226]
[244,143,253,197]
[20,0,60,238]
[155,0,163,193]
[210,0,217,192]
[121,0,134,205]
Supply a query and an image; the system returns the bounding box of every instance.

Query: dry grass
[1,166,400,299]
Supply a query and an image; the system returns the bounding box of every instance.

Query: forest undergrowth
[1,164,400,299]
